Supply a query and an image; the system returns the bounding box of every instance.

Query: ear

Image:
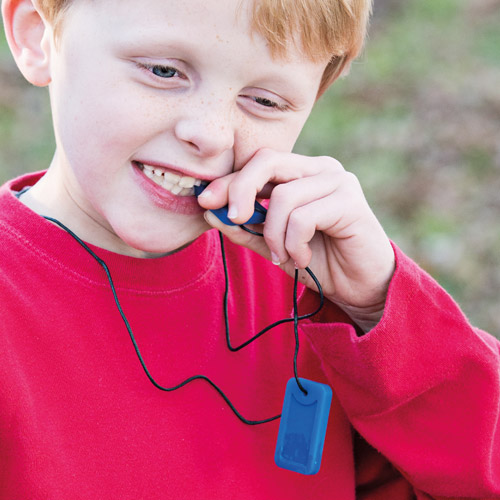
[1,0,53,86]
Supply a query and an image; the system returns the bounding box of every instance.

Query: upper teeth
[142,163,202,195]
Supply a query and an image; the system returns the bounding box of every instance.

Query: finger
[283,191,395,310]
[196,172,238,210]
[226,150,344,224]
[203,210,275,263]
[262,170,347,264]
[196,172,273,222]
[282,190,357,270]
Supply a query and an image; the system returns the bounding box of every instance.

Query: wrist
[339,302,386,334]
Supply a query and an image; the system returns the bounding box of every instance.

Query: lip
[131,161,205,215]
[134,159,219,182]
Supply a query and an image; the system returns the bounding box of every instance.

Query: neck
[17,171,169,259]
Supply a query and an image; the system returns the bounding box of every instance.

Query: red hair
[37,0,372,96]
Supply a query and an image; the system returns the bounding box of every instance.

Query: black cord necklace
[41,215,324,425]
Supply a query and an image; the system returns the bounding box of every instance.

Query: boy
[0,0,498,498]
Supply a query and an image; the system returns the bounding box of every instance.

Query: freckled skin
[19,0,324,258]
[12,0,396,324]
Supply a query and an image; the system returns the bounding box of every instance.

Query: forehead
[60,0,327,86]
[63,0,321,63]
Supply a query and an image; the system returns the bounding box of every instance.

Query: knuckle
[253,147,275,164]
[269,183,289,204]
[344,170,360,185]
[319,156,345,173]
[262,227,282,249]
[288,207,309,233]
[228,171,246,190]
[343,171,363,195]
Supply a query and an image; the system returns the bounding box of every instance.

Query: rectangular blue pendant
[274,378,332,475]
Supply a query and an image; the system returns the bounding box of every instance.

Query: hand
[197,148,395,332]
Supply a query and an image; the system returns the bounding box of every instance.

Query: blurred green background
[1,0,499,337]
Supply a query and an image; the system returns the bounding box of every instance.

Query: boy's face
[44,0,328,256]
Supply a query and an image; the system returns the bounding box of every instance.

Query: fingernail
[227,206,238,220]
[271,252,281,265]
[197,189,212,199]
[204,210,220,225]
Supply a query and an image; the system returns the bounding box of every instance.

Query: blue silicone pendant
[193,184,267,226]
[275,378,332,475]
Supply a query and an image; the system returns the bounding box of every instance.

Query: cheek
[233,121,304,170]
[53,52,169,158]
[55,78,169,170]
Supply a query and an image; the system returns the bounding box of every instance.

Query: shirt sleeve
[298,243,500,499]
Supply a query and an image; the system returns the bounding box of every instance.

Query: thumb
[204,210,275,264]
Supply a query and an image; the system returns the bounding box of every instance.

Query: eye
[150,65,179,78]
[255,97,277,108]
[251,96,289,112]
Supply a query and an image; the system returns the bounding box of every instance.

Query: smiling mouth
[136,162,203,196]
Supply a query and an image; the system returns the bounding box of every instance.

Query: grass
[295,0,500,335]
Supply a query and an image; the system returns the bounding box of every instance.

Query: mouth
[135,161,204,197]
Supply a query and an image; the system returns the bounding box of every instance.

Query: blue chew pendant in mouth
[194,183,267,226]
[275,378,332,475]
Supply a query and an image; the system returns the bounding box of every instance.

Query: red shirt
[0,172,499,499]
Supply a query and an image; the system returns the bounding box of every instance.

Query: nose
[174,99,235,158]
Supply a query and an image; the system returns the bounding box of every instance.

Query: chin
[118,225,207,258]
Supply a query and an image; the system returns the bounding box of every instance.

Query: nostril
[185,140,200,152]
